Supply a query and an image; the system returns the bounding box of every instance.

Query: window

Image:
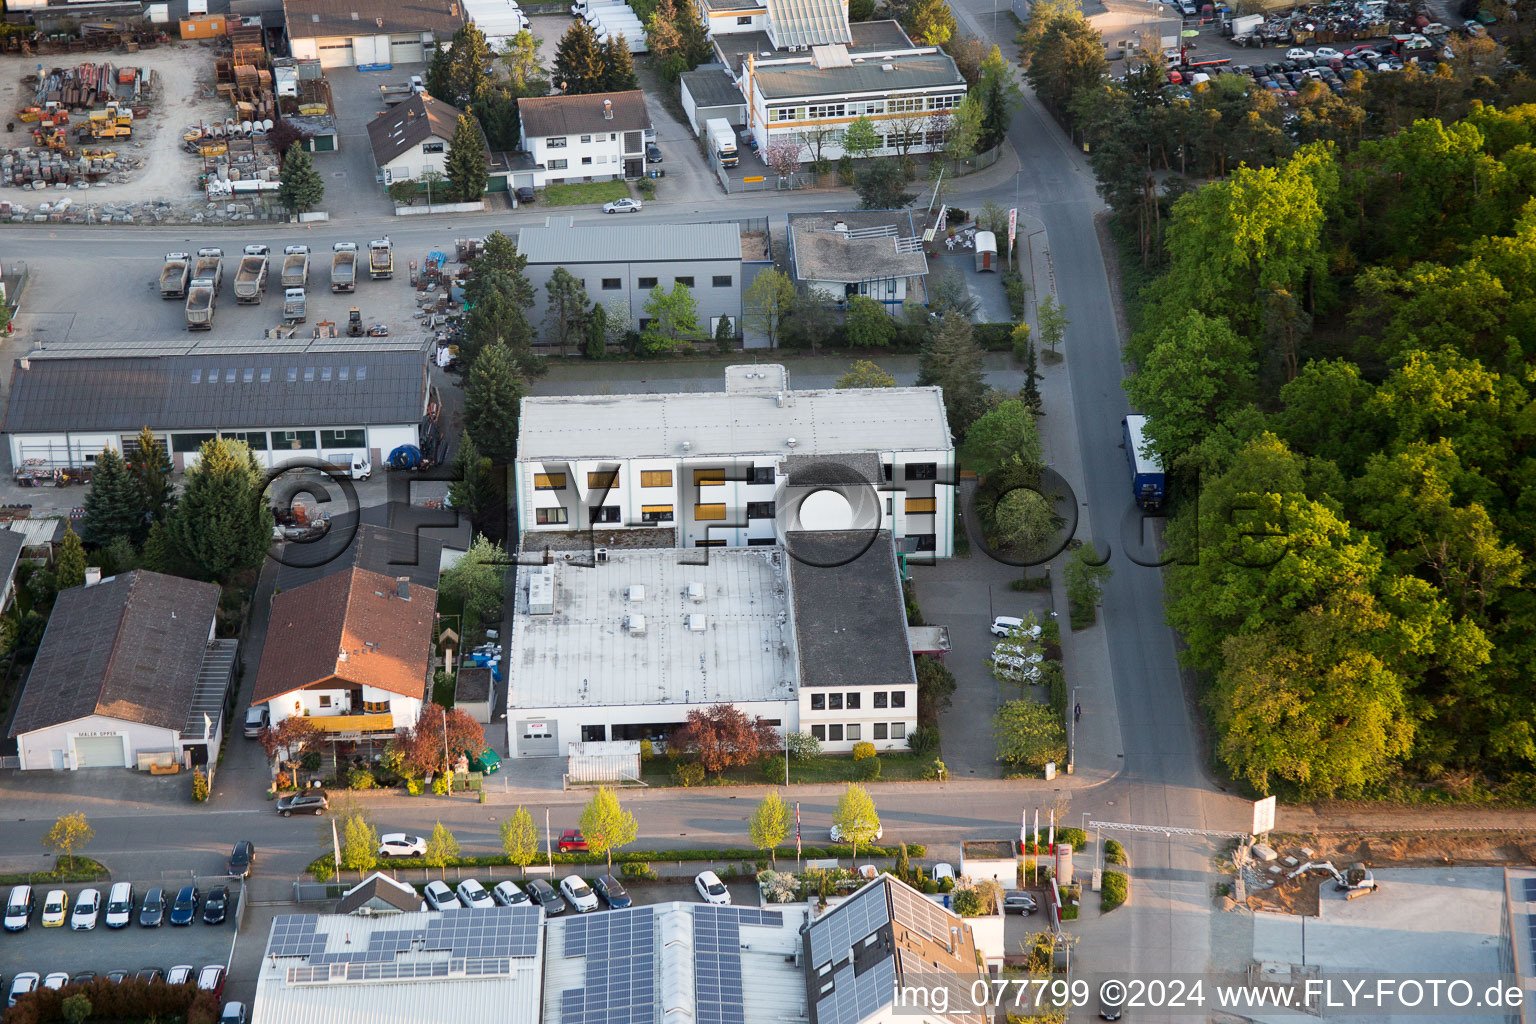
[640,470,673,487]
[695,503,727,520]
[363,699,389,714]
[874,691,888,709]
[303,366,315,382]
[811,724,826,741]
[846,724,861,741]
[242,368,253,383]
[275,430,317,450]
[712,275,733,288]
[736,13,751,22]
[747,501,775,520]
[319,694,332,708]
[905,497,936,513]
[422,141,444,154]
[581,156,593,165]
[886,497,893,515]
[638,276,658,289]
[548,158,568,170]
[748,537,776,545]
[675,276,695,288]
[828,693,843,710]
[891,691,906,708]
[807,102,845,119]
[828,724,843,742]
[694,469,724,486]
[913,534,937,551]
[769,106,801,122]
[641,504,674,523]
[587,471,618,489]
[579,134,592,143]
[535,473,567,490]
[811,693,825,710]
[536,507,569,525]
[751,466,774,485]
[338,366,349,381]
[590,505,619,524]
[846,693,860,710]
[171,431,217,453]
[323,428,366,447]
[889,96,924,113]
[261,368,272,383]
[357,366,367,380]
[696,538,726,547]
[548,136,568,148]
[906,462,938,480]
[224,431,268,451]
[874,722,888,740]
[287,367,298,382]
[602,278,622,290]
[891,722,906,740]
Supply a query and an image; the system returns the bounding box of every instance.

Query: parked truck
[379,75,426,105]
[281,245,311,289]
[1225,12,1263,38]
[1123,414,1165,510]
[282,287,307,324]
[368,237,394,280]
[233,244,271,304]
[596,19,647,50]
[159,252,191,299]
[331,242,358,292]
[192,247,225,292]
[706,118,738,168]
[185,277,217,330]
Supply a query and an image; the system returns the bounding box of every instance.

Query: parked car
[203,886,229,926]
[70,887,101,930]
[423,880,463,912]
[4,885,33,931]
[275,792,329,817]
[42,973,69,992]
[932,863,956,883]
[1002,890,1039,915]
[1286,47,1313,59]
[197,965,226,1000]
[492,881,529,906]
[8,973,38,1007]
[219,1001,247,1024]
[169,885,200,926]
[694,871,731,906]
[455,879,495,909]
[227,841,255,878]
[593,875,632,909]
[41,889,68,927]
[514,186,536,205]
[1099,987,1124,1020]
[557,829,588,853]
[139,888,166,927]
[646,143,662,162]
[105,971,130,985]
[166,965,196,986]
[560,875,599,913]
[105,882,134,928]
[243,705,269,738]
[69,973,96,986]
[603,197,642,214]
[989,615,1042,639]
[526,879,566,915]
[135,968,164,984]
[829,822,883,843]
[379,833,427,857]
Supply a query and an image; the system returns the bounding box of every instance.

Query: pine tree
[554,20,607,94]
[1022,337,1043,411]
[447,23,494,105]
[80,448,148,547]
[425,45,452,100]
[676,0,713,68]
[713,313,734,353]
[126,427,173,521]
[164,438,275,584]
[444,114,489,202]
[917,312,989,440]
[56,526,86,590]
[447,431,498,530]
[603,36,638,90]
[463,345,528,465]
[277,142,324,213]
[585,301,609,360]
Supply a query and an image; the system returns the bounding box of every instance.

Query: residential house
[281,0,463,68]
[788,210,930,310]
[368,94,483,188]
[517,90,649,187]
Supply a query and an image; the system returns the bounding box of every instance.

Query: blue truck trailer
[1123,414,1165,510]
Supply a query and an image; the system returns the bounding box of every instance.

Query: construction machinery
[1285,860,1379,900]
[330,242,357,293]
[282,287,307,325]
[192,247,225,291]
[368,237,393,280]
[159,252,191,299]
[280,245,310,289]
[233,244,270,304]
[185,277,217,330]
[16,107,42,123]
[31,128,69,150]
[347,307,362,337]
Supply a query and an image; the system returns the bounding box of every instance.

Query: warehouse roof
[714,20,911,65]
[680,67,747,109]
[516,221,741,265]
[753,49,964,99]
[10,571,221,736]
[282,0,465,39]
[517,90,649,139]
[517,365,951,461]
[275,521,445,594]
[368,93,469,167]
[786,531,916,690]
[765,0,850,47]
[2,341,429,435]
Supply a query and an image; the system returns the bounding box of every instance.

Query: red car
[197,966,226,1001]
[557,829,588,854]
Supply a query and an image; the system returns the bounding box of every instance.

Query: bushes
[786,731,822,762]
[760,754,787,782]
[674,762,705,787]
[852,741,877,760]
[1057,827,1086,848]
[639,739,654,761]
[906,725,939,758]
[1101,870,1128,912]
[348,767,377,790]
[921,758,948,780]
[1002,267,1027,320]
[858,756,882,781]
[972,322,1016,351]
[8,979,219,1024]
[914,655,957,723]
[1105,839,1127,865]
[1009,574,1051,592]
[621,861,659,881]
[191,766,209,803]
[902,578,923,625]
[951,886,985,916]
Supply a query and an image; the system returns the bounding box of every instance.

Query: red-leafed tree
[259,715,320,763]
[400,703,487,776]
[671,704,782,775]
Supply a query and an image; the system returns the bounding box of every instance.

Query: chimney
[397,578,411,601]
[603,99,613,120]
[84,567,102,586]
[18,357,28,371]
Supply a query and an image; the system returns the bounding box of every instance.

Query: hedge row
[973,322,1016,351]
[7,978,219,1024]
[1101,870,1128,912]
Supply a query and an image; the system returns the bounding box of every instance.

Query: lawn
[642,753,931,787]
[542,180,632,207]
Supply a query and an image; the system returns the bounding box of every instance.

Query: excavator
[1285,859,1379,899]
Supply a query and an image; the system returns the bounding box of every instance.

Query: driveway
[321,63,430,221]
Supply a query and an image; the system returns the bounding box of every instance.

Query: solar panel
[266,907,539,967]
[267,914,327,958]
[1525,878,1536,903]
[563,908,658,1024]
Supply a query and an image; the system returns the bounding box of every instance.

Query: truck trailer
[233,244,270,304]
[185,277,217,330]
[368,238,394,280]
[706,118,738,168]
[1123,414,1165,510]
[331,242,358,292]
[159,252,191,299]
[281,245,311,289]
[192,247,225,292]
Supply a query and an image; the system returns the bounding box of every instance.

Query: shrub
[786,731,822,762]
[311,857,335,882]
[972,322,1015,351]
[621,861,659,881]
[406,779,424,796]
[674,762,705,787]
[1102,870,1128,912]
[1105,839,1127,865]
[1041,619,1061,647]
[300,751,322,772]
[432,775,450,796]
[1009,574,1051,591]
[852,741,877,760]
[191,767,209,803]
[938,875,955,893]
[348,767,376,790]
[1057,827,1086,848]
[906,726,939,758]
[951,886,984,916]
[639,739,654,761]
[921,758,948,780]
[761,754,787,782]
[1002,268,1027,320]
[858,756,882,781]
[758,869,799,903]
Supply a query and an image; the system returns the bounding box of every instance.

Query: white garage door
[74,734,125,768]
[317,40,354,68]
[390,39,424,63]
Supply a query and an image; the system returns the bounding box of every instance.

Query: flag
[1033,809,1039,853]
[1049,810,1056,852]
[795,803,802,858]
[1020,809,1028,846]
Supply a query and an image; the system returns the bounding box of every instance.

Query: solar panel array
[1524,878,1536,903]
[814,957,897,1024]
[888,883,957,949]
[692,906,785,1024]
[1528,915,1536,970]
[268,915,327,958]
[560,907,658,1024]
[808,884,890,968]
[267,908,539,966]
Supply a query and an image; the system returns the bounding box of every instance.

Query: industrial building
[788,210,930,311]
[281,0,464,68]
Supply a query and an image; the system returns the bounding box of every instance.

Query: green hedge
[1102,870,1128,912]
[973,322,1016,351]
[309,843,927,878]
[1105,839,1127,865]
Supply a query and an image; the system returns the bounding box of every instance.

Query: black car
[227,841,255,879]
[526,879,566,915]
[139,888,166,928]
[105,971,130,984]
[70,973,96,986]
[593,875,631,909]
[203,886,229,926]
[645,142,662,162]
[1002,890,1039,915]
[135,969,164,984]
[514,186,536,204]
[169,885,200,926]
[275,792,329,817]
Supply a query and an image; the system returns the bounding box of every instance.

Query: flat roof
[680,67,747,109]
[712,20,911,64]
[508,546,798,710]
[753,48,964,99]
[789,216,929,284]
[1124,414,1163,475]
[516,222,741,265]
[517,365,951,461]
[787,531,915,689]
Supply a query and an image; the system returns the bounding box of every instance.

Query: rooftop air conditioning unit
[627,584,646,602]
[687,614,708,632]
[688,582,705,604]
[626,614,647,636]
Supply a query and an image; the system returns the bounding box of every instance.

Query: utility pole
[545,807,553,870]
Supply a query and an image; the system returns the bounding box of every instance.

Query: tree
[43,811,92,869]
[545,267,590,356]
[671,704,782,774]
[501,806,540,872]
[842,115,881,161]
[917,313,988,439]
[1121,310,1256,465]
[764,137,803,178]
[1022,7,1106,123]
[713,312,734,352]
[742,267,797,349]
[991,488,1057,552]
[259,715,320,765]
[1064,541,1112,612]
[502,29,546,88]
[941,96,984,164]
[55,526,86,591]
[438,535,509,643]
[831,783,881,860]
[426,45,452,100]
[388,179,423,207]
[783,286,838,352]
[837,360,898,389]
[444,114,489,202]
[585,301,609,359]
[447,431,498,531]
[579,786,639,870]
[603,35,639,90]
[402,703,488,778]
[977,45,1023,151]
[80,448,147,547]
[463,344,528,465]
[126,427,173,522]
[855,159,914,209]
[845,295,894,348]
[962,400,1043,480]
[748,789,791,865]
[475,85,524,152]
[277,142,324,213]
[903,0,956,44]
[339,813,379,881]
[646,0,711,80]
[554,20,607,94]
[423,821,460,879]
[640,283,702,354]
[60,994,91,1024]
[993,700,1066,769]
[164,438,274,584]
[447,22,494,105]
[1020,334,1042,411]
[461,272,537,370]
[1035,294,1068,354]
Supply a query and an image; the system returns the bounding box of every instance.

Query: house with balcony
[788,209,930,310]
[517,90,650,187]
[251,567,435,743]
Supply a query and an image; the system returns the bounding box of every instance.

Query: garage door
[317,41,354,68]
[390,39,424,63]
[74,734,125,768]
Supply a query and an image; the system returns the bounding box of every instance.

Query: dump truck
[280,245,311,289]
[706,118,738,168]
[368,238,394,280]
[282,287,307,324]
[331,242,358,293]
[379,76,426,105]
[233,244,270,304]
[192,247,225,292]
[185,277,217,330]
[159,252,191,299]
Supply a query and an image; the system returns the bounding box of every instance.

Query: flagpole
[795,802,802,871]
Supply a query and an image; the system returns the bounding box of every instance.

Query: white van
[990,615,1043,639]
[3,885,32,931]
[104,882,134,929]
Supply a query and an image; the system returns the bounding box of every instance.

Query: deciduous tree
[43,811,93,869]
[742,267,797,349]
[438,535,508,643]
[903,0,956,45]
[259,715,320,765]
[402,704,488,778]
[1035,294,1069,354]
[963,400,1043,480]
[579,786,639,870]
[836,359,898,389]
[842,115,881,161]
[1064,541,1112,612]
[544,266,589,356]
[748,789,791,865]
[854,158,914,209]
[831,783,881,860]
[640,282,701,354]
[340,814,379,881]
[501,806,540,871]
[671,704,782,774]
[423,821,460,878]
[845,295,894,348]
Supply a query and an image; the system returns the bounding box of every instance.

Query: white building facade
[518,91,649,187]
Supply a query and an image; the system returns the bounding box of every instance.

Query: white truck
[185,278,217,330]
[233,244,270,304]
[706,118,738,168]
[280,245,310,289]
[596,18,647,50]
[159,252,191,299]
[1228,13,1263,41]
[331,242,358,293]
[282,287,307,324]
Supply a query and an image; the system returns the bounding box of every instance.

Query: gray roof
[274,520,444,594]
[786,531,915,689]
[516,222,741,266]
[517,90,649,140]
[3,341,430,435]
[701,0,764,11]
[714,20,911,65]
[10,571,221,736]
[455,665,492,703]
[790,221,929,283]
[367,93,467,167]
[335,873,426,915]
[680,68,746,109]
[282,0,464,39]
[765,0,849,47]
[754,49,965,99]
[849,19,915,49]
[0,529,25,587]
